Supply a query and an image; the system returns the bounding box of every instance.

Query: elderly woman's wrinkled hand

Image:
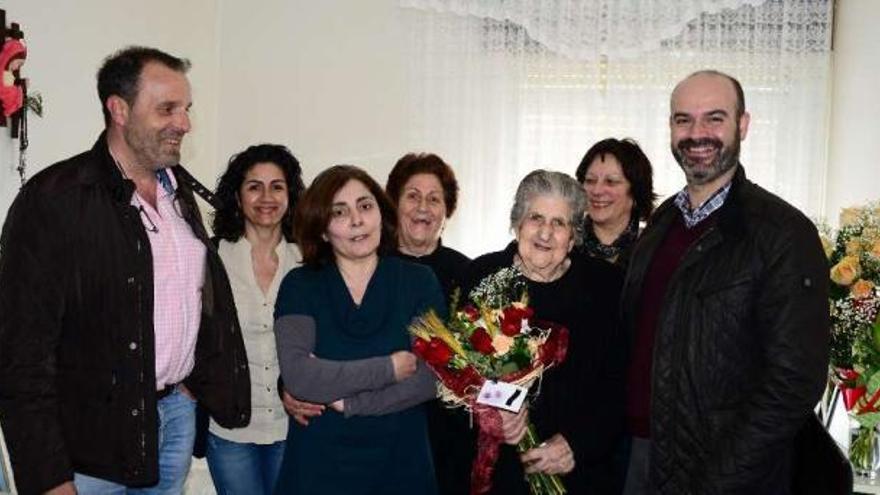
[521,433,575,475]
[499,407,529,445]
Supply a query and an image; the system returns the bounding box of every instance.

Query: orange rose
[831,255,862,286]
[491,333,514,356]
[851,279,876,299]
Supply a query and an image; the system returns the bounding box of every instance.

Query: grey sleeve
[343,359,438,417]
[274,314,396,403]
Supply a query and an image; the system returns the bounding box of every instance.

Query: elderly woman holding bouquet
[273,165,446,494]
[462,170,626,494]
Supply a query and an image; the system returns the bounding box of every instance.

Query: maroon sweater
[626,213,715,438]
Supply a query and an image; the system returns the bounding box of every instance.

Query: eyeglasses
[135,195,184,234]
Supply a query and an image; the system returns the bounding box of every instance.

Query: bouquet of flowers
[823,202,880,472]
[409,266,569,495]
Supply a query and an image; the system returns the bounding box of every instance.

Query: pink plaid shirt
[132,171,205,391]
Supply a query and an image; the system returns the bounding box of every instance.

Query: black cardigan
[461,242,627,495]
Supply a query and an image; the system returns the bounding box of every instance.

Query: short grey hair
[509,169,586,245]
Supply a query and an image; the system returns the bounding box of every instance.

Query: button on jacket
[0,133,251,494]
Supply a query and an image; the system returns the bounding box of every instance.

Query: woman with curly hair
[206,143,305,494]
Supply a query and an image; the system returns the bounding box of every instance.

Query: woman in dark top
[575,138,656,268]
[273,165,445,495]
[385,153,473,494]
[462,170,626,494]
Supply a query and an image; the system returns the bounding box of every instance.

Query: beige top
[210,237,302,444]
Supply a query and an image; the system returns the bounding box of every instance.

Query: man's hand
[44,481,77,495]
[281,390,324,426]
[390,351,418,382]
[499,407,529,445]
[521,433,575,475]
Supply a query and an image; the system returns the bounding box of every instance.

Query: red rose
[424,338,453,367]
[412,337,429,357]
[500,307,522,336]
[462,305,480,322]
[521,306,535,319]
[500,319,520,336]
[469,327,495,355]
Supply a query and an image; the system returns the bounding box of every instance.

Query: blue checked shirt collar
[674,181,732,229]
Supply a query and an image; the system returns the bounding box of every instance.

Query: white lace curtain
[399,0,833,257]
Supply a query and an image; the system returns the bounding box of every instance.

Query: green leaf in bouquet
[873,316,880,354]
[866,369,880,396]
[855,412,880,429]
[829,284,849,300]
[498,360,521,376]
[507,343,532,370]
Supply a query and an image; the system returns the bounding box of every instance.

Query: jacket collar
[624,165,750,311]
[78,130,136,205]
[651,164,749,241]
[712,164,749,241]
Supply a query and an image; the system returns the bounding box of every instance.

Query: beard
[672,129,740,186]
[123,124,185,171]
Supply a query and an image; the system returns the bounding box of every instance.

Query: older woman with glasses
[462,170,627,494]
[575,138,656,268]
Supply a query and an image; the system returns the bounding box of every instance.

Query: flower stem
[516,423,567,494]
[852,425,877,475]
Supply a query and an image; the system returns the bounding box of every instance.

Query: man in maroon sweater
[620,71,831,494]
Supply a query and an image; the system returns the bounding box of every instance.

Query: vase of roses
[823,201,880,477]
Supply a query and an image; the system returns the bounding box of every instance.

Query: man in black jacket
[620,70,830,494]
[0,46,250,494]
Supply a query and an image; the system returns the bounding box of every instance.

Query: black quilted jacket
[620,166,830,495]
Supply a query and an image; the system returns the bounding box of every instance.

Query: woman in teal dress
[273,165,444,494]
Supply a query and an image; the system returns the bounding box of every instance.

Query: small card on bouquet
[476,380,528,413]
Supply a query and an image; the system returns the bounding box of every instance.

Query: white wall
[826,0,880,225]
[214,0,410,186]
[0,0,221,219]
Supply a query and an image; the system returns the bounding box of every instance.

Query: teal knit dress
[273,256,445,495]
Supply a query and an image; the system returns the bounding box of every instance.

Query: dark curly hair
[575,138,657,221]
[211,144,304,242]
[97,46,190,126]
[385,153,459,218]
[295,165,398,266]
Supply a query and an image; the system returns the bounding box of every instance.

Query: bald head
[669,70,751,188]
[672,70,745,119]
